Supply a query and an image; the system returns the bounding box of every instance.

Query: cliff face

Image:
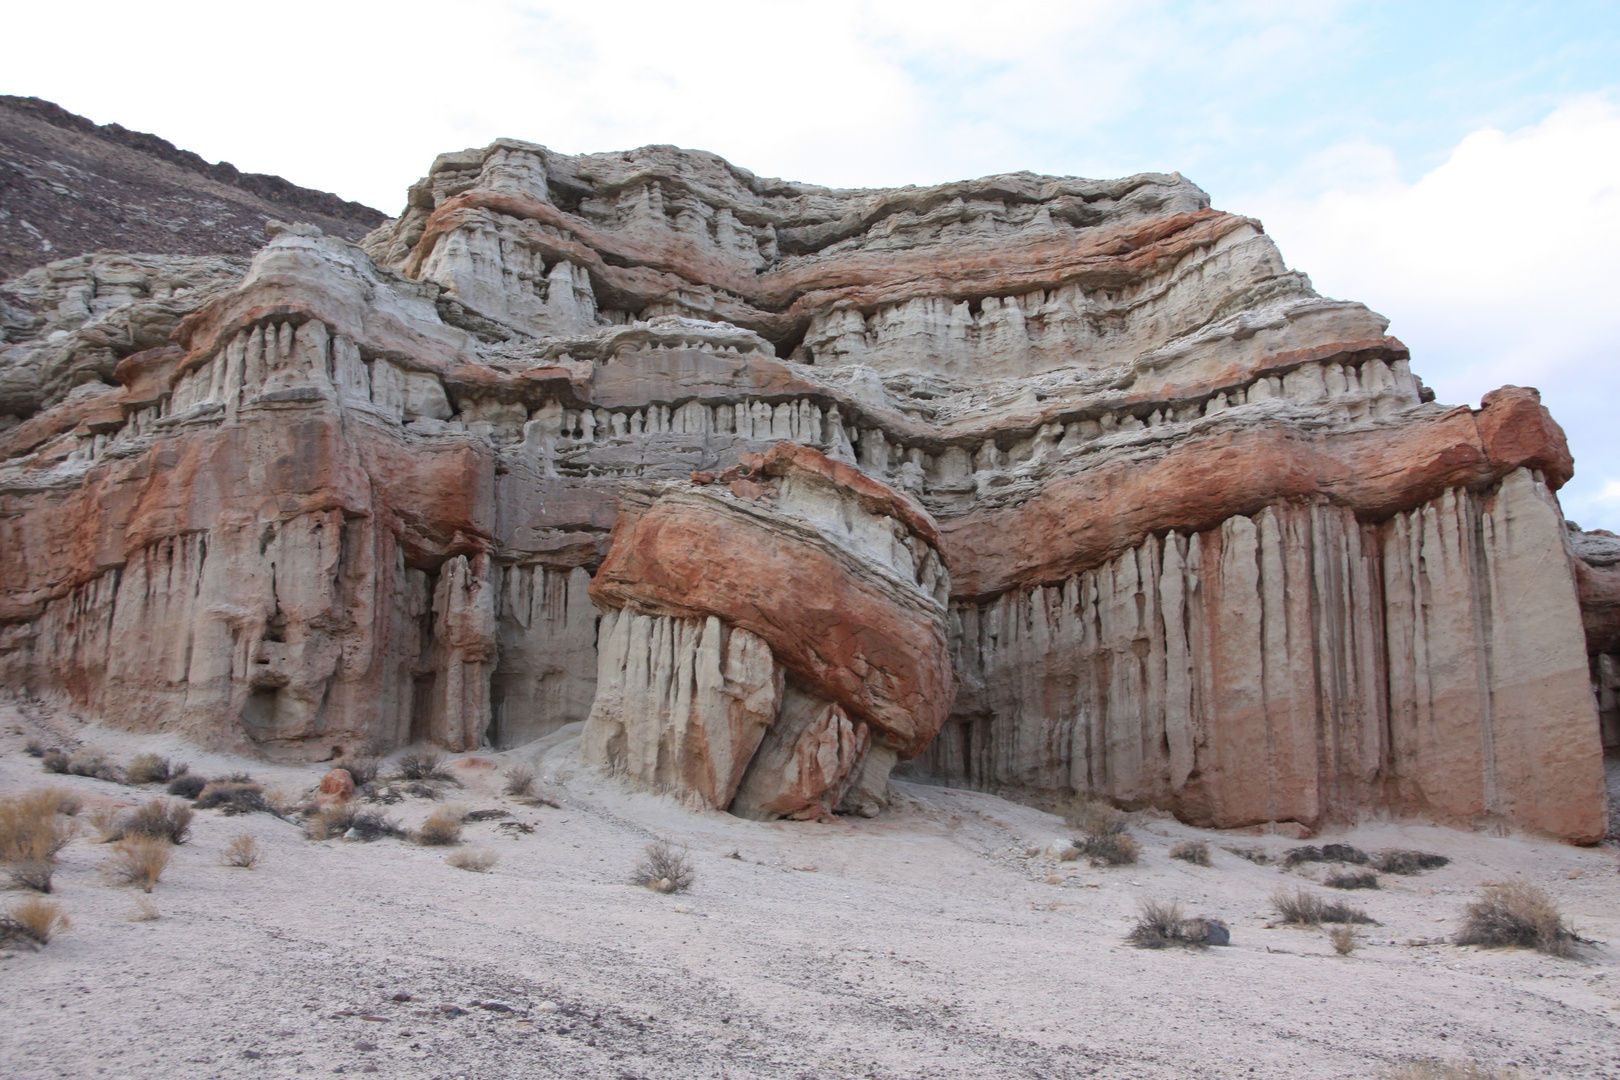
[0,137,1606,839]
[0,96,385,281]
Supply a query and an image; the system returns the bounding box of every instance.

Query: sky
[7,0,1619,527]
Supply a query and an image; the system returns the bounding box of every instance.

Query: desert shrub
[221,834,263,869]
[1169,840,1211,866]
[193,781,269,815]
[1328,924,1361,955]
[0,790,78,892]
[396,749,454,783]
[165,773,208,798]
[1283,843,1370,867]
[1222,845,1273,865]
[67,749,122,782]
[1063,797,1127,836]
[107,837,170,892]
[1326,869,1380,890]
[126,753,178,785]
[86,805,124,841]
[447,846,499,873]
[1080,831,1139,866]
[415,804,466,846]
[24,740,46,758]
[1376,850,1450,875]
[1454,881,1581,958]
[1387,1060,1519,1079]
[1125,899,1225,949]
[304,805,405,841]
[119,799,193,845]
[338,756,380,788]
[1273,886,1377,926]
[632,839,694,893]
[1,896,70,946]
[503,763,536,797]
[40,749,70,774]
[128,896,160,922]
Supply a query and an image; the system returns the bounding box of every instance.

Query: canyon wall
[0,139,1605,837]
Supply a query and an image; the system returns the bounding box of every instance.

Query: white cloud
[1253,97,1620,529]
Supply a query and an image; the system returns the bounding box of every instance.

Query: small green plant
[1454,881,1581,958]
[632,839,694,893]
[1169,840,1211,866]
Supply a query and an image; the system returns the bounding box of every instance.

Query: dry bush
[1169,840,1211,866]
[126,753,179,785]
[1454,881,1581,958]
[165,773,208,799]
[415,804,466,846]
[503,763,536,797]
[221,834,263,869]
[1376,850,1450,875]
[1328,924,1361,955]
[1223,845,1274,865]
[107,837,170,892]
[396,749,454,783]
[1282,843,1370,867]
[119,799,193,844]
[1080,831,1140,866]
[1326,869,1380,890]
[1387,1060,1519,1079]
[24,739,46,757]
[1063,797,1127,836]
[1273,886,1377,926]
[338,757,380,788]
[304,805,405,841]
[1126,899,1225,949]
[1,896,70,946]
[193,781,269,815]
[128,895,160,921]
[86,805,124,842]
[632,840,695,893]
[40,749,70,774]
[67,749,123,782]
[0,789,78,892]
[447,846,499,873]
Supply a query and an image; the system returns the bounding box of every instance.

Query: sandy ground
[2,697,1618,1080]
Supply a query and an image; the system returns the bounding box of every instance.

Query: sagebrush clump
[1375,850,1450,875]
[447,846,499,873]
[1126,899,1226,949]
[414,804,466,846]
[127,753,183,785]
[118,799,193,845]
[1325,869,1380,890]
[503,763,536,797]
[1273,886,1377,926]
[396,749,454,783]
[1454,881,1581,958]
[338,757,379,788]
[0,789,78,893]
[1328,924,1361,955]
[107,837,170,892]
[193,781,269,815]
[1,896,70,946]
[304,805,405,842]
[1169,840,1211,866]
[165,773,209,799]
[221,834,263,868]
[632,839,694,893]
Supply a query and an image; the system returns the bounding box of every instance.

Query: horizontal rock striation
[0,136,1605,836]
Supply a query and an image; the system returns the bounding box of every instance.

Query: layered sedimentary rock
[0,136,1605,837]
[0,97,384,280]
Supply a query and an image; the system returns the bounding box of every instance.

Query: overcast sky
[8,1,1619,528]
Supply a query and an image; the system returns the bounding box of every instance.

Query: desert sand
[2,695,1617,1080]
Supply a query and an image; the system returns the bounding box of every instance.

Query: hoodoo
[0,138,1608,839]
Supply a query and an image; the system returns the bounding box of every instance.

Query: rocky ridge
[0,137,1608,840]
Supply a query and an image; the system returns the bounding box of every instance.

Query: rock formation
[0,136,1607,839]
[0,96,384,279]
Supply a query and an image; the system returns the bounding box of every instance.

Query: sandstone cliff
[0,137,1606,839]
